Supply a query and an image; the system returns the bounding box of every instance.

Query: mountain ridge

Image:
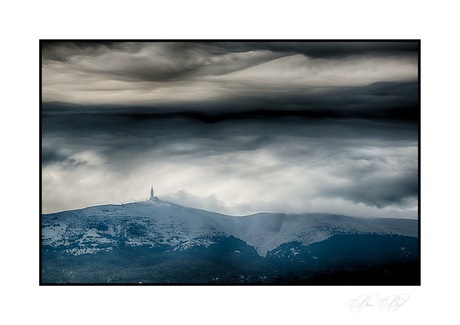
[41,199,419,284]
[42,199,417,257]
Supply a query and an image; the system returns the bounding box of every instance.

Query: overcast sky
[41,41,419,218]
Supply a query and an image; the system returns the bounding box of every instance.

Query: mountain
[41,199,419,284]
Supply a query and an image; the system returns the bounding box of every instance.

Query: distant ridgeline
[41,191,419,285]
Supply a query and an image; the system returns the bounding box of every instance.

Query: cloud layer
[41,41,419,218]
[42,41,418,105]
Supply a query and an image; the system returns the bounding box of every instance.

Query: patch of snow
[65,246,113,256]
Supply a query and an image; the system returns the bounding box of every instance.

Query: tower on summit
[150,185,155,200]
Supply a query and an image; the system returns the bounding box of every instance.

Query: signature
[348,294,409,312]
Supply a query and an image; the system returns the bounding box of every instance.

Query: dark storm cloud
[42,41,418,62]
[42,146,85,167]
[155,80,419,123]
[199,41,419,58]
[42,41,285,82]
[43,79,418,124]
[316,155,418,208]
[41,80,418,162]
[42,90,418,160]
[41,41,144,62]
[335,171,418,208]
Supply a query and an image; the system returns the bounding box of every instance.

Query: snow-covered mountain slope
[42,199,418,257]
[231,212,417,256]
